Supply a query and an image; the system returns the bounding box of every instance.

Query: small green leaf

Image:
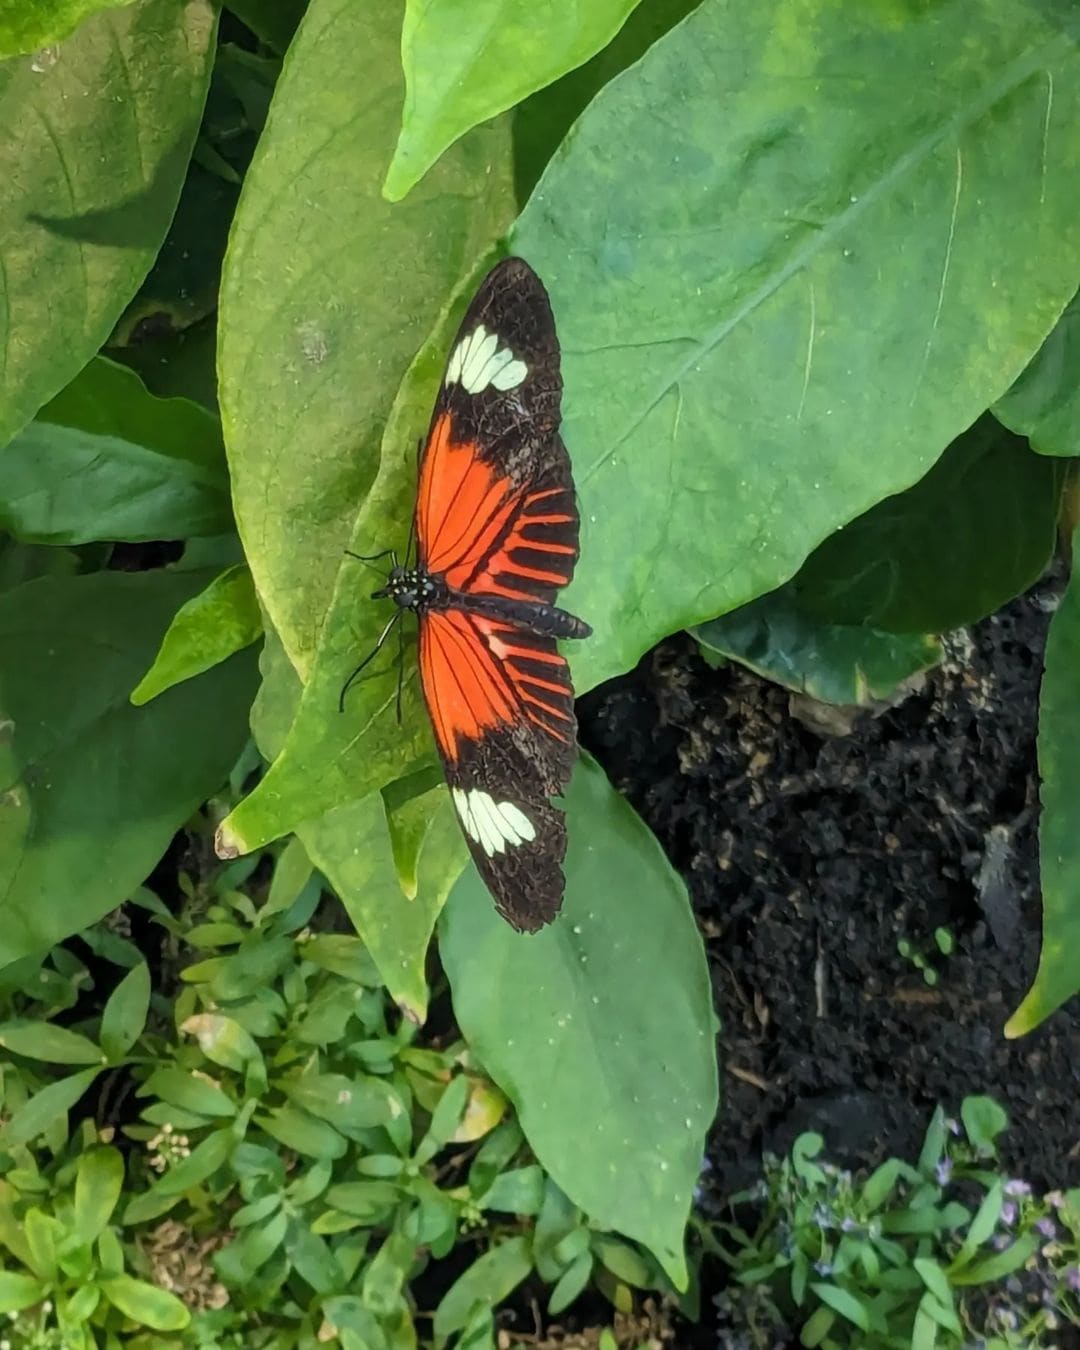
[385,0,640,200]
[283,1073,395,1133]
[362,1224,416,1316]
[325,1181,401,1223]
[25,1208,59,1280]
[382,768,444,899]
[861,1159,902,1212]
[285,1219,344,1295]
[0,1271,47,1314]
[100,1275,190,1331]
[951,1233,1038,1285]
[913,1259,957,1318]
[0,1021,102,1064]
[548,1250,593,1315]
[960,1097,1008,1155]
[415,1074,469,1165]
[216,1209,288,1281]
[180,1013,263,1077]
[917,1288,962,1336]
[918,1108,948,1176]
[433,1235,533,1342]
[591,1234,654,1288]
[62,1283,101,1325]
[808,1283,870,1332]
[1,1068,101,1148]
[139,1067,236,1118]
[799,1305,836,1347]
[131,565,262,704]
[791,1134,827,1185]
[74,1146,124,1242]
[99,962,150,1061]
[911,1301,939,1350]
[952,1183,1004,1266]
[257,1106,347,1160]
[477,1165,545,1216]
[262,836,317,923]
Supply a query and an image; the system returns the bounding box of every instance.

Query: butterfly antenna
[338,610,402,712]
[344,547,395,578]
[403,437,423,568]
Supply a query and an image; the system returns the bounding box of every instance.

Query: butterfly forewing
[413,257,589,931]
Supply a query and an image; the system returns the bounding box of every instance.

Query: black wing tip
[500,893,565,934]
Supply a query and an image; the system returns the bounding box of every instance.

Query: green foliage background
[1,0,1079,1337]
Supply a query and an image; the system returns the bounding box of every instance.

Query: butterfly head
[373,565,440,611]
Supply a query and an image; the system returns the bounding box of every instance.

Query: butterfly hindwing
[412,257,587,931]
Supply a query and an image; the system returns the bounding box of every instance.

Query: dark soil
[578,574,1080,1343]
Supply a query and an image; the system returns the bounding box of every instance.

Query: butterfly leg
[338,609,403,712]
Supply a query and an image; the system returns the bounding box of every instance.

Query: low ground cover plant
[710,1099,1080,1349]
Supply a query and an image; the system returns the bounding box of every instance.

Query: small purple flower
[813,1204,834,1230]
[1065,1266,1080,1293]
[1035,1218,1056,1238]
[1000,1201,1017,1226]
[1004,1179,1031,1197]
[992,1234,1010,1251]
[840,1216,859,1233]
[1045,1190,1064,1210]
[935,1158,953,1185]
[813,1259,833,1277]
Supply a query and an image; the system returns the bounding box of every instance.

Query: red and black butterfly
[347,257,591,933]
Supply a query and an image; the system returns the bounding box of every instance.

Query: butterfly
[346,257,591,933]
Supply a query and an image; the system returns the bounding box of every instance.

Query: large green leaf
[995,290,1080,457]
[384,0,642,202]
[694,591,941,706]
[0,0,136,57]
[218,0,515,682]
[512,0,1080,691]
[0,571,256,968]
[1,357,229,544]
[216,317,446,855]
[0,0,215,448]
[1006,530,1080,1035]
[790,418,1064,633]
[440,754,717,1289]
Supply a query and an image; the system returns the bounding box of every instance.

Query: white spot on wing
[451,787,536,857]
[446,324,528,395]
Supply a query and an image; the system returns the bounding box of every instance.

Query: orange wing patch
[419,609,574,763]
[418,414,515,578]
[416,415,579,605]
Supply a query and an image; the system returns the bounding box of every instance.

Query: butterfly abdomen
[454,591,591,640]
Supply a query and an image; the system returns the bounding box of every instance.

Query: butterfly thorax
[373,565,445,612]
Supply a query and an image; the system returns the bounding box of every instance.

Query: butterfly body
[363,257,590,932]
